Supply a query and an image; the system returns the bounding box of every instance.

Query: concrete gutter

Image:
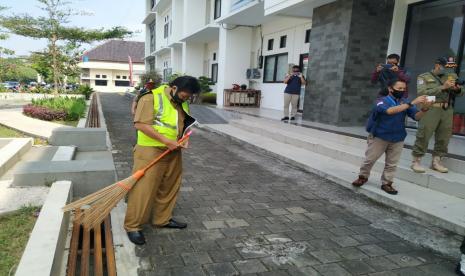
[15,181,72,276]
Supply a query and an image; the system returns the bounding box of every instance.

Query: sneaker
[281,117,289,121]
[290,117,296,120]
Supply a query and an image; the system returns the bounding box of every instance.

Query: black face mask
[391,89,404,99]
[171,91,184,105]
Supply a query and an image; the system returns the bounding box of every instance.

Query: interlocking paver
[99,97,454,275]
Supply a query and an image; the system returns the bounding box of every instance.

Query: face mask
[171,90,184,104]
[391,89,404,99]
[435,66,446,76]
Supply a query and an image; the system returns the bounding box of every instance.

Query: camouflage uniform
[412,71,463,164]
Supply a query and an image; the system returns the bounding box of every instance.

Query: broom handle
[139,131,192,174]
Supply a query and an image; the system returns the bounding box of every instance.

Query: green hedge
[201,92,217,104]
[31,97,86,121]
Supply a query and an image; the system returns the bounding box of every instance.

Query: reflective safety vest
[137,85,189,147]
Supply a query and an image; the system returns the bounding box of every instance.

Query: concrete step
[0,138,33,177]
[229,118,465,199]
[51,146,76,161]
[203,123,465,236]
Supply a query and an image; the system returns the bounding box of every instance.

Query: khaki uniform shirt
[417,72,464,103]
[134,87,185,140]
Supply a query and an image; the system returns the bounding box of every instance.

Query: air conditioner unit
[246,68,261,79]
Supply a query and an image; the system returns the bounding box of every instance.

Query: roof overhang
[153,0,170,12]
[153,46,171,56]
[142,11,156,24]
[216,0,265,26]
[180,25,219,43]
[264,0,336,18]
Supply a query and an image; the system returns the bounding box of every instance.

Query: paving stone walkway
[99,93,456,276]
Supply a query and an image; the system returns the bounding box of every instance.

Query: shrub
[201,92,217,104]
[0,84,7,93]
[25,97,86,121]
[23,105,67,121]
[76,84,93,100]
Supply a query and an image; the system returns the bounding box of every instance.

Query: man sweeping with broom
[125,75,200,245]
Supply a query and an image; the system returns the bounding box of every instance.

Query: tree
[0,57,38,83]
[0,0,132,94]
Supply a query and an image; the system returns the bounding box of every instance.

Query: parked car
[2,81,19,91]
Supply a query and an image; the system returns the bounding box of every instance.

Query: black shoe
[162,219,187,229]
[290,117,296,121]
[127,231,145,245]
[457,264,465,276]
[281,117,289,121]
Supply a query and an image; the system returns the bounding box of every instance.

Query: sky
[0,0,145,56]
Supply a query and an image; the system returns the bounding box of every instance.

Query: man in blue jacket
[352,79,430,194]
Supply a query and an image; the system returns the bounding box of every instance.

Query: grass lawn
[0,125,48,145]
[0,125,23,138]
[0,206,39,275]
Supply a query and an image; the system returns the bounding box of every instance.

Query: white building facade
[144,0,465,135]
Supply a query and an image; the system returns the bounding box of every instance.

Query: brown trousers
[124,145,182,232]
[284,93,299,117]
[359,135,404,185]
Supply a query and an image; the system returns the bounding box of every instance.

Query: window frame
[263,53,288,83]
[267,39,274,51]
[211,63,218,83]
[115,80,130,87]
[280,35,287,48]
[214,0,221,20]
[95,80,107,86]
[305,29,311,43]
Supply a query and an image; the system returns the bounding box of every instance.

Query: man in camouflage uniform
[411,57,464,173]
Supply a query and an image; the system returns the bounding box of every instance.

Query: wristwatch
[407,102,413,107]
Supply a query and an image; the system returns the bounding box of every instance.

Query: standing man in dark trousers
[282,65,306,122]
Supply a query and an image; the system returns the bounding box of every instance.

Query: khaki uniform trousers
[359,135,404,185]
[284,93,299,117]
[124,145,182,232]
[412,106,453,158]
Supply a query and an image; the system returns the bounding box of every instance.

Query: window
[95,74,100,78]
[211,63,218,83]
[214,0,221,19]
[280,35,287,48]
[305,29,311,43]
[163,68,172,82]
[149,21,156,52]
[267,39,274,51]
[150,0,155,9]
[263,53,288,83]
[122,76,127,80]
[116,75,121,79]
[213,52,217,61]
[164,15,170,39]
[115,80,130,87]
[102,75,107,79]
[95,80,107,86]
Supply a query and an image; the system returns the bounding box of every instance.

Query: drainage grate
[85,93,101,128]
[66,210,116,276]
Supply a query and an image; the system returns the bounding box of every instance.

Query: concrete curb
[15,181,72,276]
[0,138,32,177]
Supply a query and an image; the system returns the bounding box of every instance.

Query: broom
[63,130,193,230]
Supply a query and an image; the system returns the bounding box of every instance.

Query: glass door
[402,0,465,135]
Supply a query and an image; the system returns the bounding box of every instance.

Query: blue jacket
[366,95,418,143]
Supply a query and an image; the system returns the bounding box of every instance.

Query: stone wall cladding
[303,0,395,126]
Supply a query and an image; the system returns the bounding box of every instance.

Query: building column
[171,46,183,74]
[216,26,253,107]
[303,0,394,126]
[182,42,205,77]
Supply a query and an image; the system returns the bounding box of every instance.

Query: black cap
[435,56,448,66]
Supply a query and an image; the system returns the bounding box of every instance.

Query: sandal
[352,175,368,187]
[381,182,398,195]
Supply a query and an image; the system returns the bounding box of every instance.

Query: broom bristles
[64,175,139,229]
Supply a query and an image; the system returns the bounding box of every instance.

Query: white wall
[250,16,311,110]
[217,26,253,106]
[171,46,183,73]
[205,40,219,91]
[183,0,207,37]
[183,42,205,77]
[171,0,185,42]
